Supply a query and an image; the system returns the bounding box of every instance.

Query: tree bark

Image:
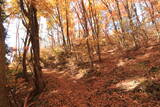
[19,0,45,93]
[65,0,71,49]
[123,0,138,48]
[88,0,101,62]
[0,4,10,107]
[56,1,66,46]
[115,0,126,47]
[81,0,94,68]
[22,34,30,81]
[29,4,45,92]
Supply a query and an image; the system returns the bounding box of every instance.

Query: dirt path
[35,70,92,107]
[32,46,160,107]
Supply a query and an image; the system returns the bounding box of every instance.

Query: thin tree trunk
[145,1,160,38]
[115,0,126,47]
[101,0,120,44]
[80,0,94,68]
[88,0,101,62]
[65,0,71,49]
[22,34,30,81]
[132,3,148,44]
[123,0,138,48]
[56,1,66,46]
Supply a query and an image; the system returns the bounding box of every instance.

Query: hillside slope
[26,44,160,107]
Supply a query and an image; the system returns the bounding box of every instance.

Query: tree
[88,0,102,62]
[19,0,45,104]
[0,1,10,107]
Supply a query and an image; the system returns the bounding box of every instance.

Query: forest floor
[15,43,160,107]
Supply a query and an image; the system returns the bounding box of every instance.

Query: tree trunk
[22,34,30,81]
[29,4,45,93]
[65,0,71,49]
[132,3,148,42]
[0,5,10,107]
[81,0,94,69]
[115,0,126,47]
[19,0,45,93]
[123,0,138,48]
[88,0,101,62]
[56,2,66,46]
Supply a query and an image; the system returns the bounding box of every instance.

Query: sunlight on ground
[73,69,87,79]
[74,73,85,79]
[107,49,117,55]
[117,59,126,67]
[116,77,147,91]
[42,69,55,74]
[136,53,151,60]
[42,69,87,79]
[51,90,58,94]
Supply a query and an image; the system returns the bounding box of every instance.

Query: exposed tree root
[23,89,39,107]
